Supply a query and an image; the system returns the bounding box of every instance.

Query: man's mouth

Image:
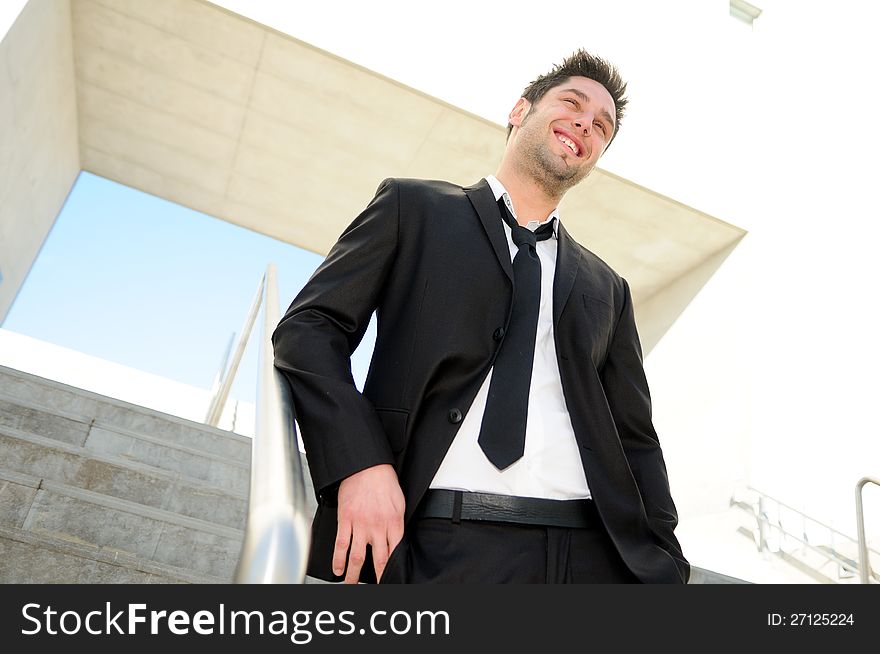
[553,130,582,157]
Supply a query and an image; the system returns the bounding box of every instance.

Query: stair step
[0,523,227,583]
[0,428,247,529]
[1,474,243,580]
[0,396,90,447]
[0,365,251,460]
[0,390,250,488]
[83,421,249,489]
[0,468,40,531]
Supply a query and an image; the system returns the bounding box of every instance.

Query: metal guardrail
[207,264,310,583]
[734,485,879,583]
[205,275,264,426]
[856,477,880,584]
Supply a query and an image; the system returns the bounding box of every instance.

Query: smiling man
[273,49,690,584]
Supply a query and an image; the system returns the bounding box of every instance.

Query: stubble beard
[516,115,594,198]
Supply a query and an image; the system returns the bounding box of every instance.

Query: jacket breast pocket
[374,408,409,459]
[581,293,616,368]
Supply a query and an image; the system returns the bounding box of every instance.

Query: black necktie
[478,197,556,470]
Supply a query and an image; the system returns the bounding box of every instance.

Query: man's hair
[507,49,628,147]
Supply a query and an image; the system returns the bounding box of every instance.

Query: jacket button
[493,327,505,341]
[448,408,463,424]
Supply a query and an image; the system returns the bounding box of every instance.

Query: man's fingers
[344,536,367,584]
[372,537,390,583]
[332,520,352,578]
[333,465,407,583]
[377,516,406,583]
[388,518,405,553]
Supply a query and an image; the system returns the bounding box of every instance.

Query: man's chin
[536,155,574,179]
[546,163,583,185]
[522,152,586,193]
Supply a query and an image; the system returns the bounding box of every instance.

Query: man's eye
[595,122,606,134]
[564,98,577,105]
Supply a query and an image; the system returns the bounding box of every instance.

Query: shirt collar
[485,175,559,238]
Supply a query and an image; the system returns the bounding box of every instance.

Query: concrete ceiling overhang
[67,0,745,352]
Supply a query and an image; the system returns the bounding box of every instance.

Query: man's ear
[508,98,530,129]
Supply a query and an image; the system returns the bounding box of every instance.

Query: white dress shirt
[429,175,591,500]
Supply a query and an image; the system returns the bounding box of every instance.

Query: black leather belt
[416,489,598,529]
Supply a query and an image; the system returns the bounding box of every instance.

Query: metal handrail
[735,485,879,583]
[206,332,235,413]
[226,264,310,583]
[747,485,875,551]
[856,477,880,584]
[752,509,862,579]
[205,276,265,426]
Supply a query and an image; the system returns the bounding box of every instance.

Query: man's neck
[493,165,562,226]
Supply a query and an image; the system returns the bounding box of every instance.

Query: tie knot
[511,225,536,249]
[497,197,555,249]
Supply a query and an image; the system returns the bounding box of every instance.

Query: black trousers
[379,515,641,584]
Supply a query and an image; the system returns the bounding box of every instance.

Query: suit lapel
[463,179,513,283]
[553,221,581,326]
[464,178,581,321]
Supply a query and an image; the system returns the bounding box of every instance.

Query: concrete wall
[0,0,80,319]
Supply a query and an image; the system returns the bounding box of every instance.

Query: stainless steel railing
[733,485,879,583]
[205,276,264,427]
[206,264,310,583]
[856,477,880,585]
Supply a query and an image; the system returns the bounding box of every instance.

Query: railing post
[856,477,880,584]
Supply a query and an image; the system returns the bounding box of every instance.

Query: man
[273,49,689,584]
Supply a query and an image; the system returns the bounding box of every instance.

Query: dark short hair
[507,49,628,147]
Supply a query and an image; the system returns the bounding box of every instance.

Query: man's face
[507,76,616,195]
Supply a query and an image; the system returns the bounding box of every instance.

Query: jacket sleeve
[272,178,400,501]
[599,277,690,583]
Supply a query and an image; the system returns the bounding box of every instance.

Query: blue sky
[2,172,376,404]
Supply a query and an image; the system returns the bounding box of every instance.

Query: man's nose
[574,113,595,136]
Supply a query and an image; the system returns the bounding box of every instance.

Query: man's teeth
[557,134,578,155]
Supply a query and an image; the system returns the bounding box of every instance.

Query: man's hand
[333,463,405,583]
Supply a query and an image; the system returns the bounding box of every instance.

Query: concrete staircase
[0,364,252,583]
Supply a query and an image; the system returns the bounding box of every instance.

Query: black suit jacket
[272,177,689,584]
